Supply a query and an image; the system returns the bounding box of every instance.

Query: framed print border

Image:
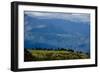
[11,1,98,72]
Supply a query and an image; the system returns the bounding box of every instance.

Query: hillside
[24,49,89,62]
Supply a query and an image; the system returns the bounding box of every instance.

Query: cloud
[24,32,35,41]
[56,33,73,37]
[33,25,46,29]
[70,13,90,22]
[25,11,90,23]
[25,12,52,17]
[56,34,68,37]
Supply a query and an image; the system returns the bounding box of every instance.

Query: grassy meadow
[24,48,90,62]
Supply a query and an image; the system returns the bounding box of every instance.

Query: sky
[25,11,90,23]
[24,11,90,52]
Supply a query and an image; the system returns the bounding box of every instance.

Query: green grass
[24,49,90,61]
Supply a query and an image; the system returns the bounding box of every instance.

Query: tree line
[25,48,75,52]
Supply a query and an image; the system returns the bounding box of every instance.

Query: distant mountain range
[24,13,90,53]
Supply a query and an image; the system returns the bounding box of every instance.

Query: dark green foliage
[66,48,74,52]
[24,49,33,61]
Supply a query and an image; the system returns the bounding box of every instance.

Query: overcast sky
[25,11,90,23]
